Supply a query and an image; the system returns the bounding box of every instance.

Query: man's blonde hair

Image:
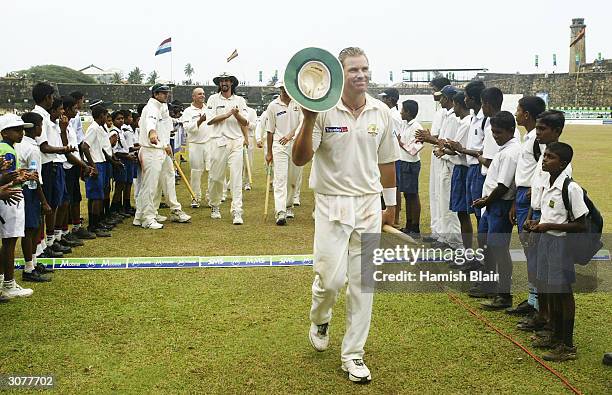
[338,47,369,66]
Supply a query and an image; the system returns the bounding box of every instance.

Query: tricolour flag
[227,49,238,63]
[155,38,172,56]
[570,28,585,48]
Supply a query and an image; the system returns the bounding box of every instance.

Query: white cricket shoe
[2,280,33,298]
[155,214,167,223]
[232,211,244,225]
[211,206,221,219]
[191,198,200,208]
[142,220,164,230]
[244,182,251,191]
[293,197,301,206]
[309,322,329,352]
[132,218,142,226]
[342,359,372,383]
[170,209,191,223]
[275,211,286,226]
[286,207,295,219]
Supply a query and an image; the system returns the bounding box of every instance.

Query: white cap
[0,114,32,132]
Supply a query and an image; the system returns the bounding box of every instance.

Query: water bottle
[26,160,37,190]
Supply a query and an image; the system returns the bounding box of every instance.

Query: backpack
[561,177,604,265]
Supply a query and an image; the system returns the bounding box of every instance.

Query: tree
[184,63,194,84]
[127,67,144,84]
[146,70,159,85]
[111,72,124,84]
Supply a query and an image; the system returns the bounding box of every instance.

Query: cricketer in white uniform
[134,83,191,229]
[292,47,399,383]
[181,87,211,208]
[206,72,249,225]
[265,81,303,225]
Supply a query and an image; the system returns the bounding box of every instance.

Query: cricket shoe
[276,211,287,226]
[155,214,168,223]
[170,209,191,223]
[232,212,244,225]
[342,359,371,383]
[244,182,251,191]
[142,220,164,230]
[2,280,33,298]
[293,197,300,206]
[286,207,295,219]
[309,322,329,351]
[191,198,201,208]
[211,206,221,219]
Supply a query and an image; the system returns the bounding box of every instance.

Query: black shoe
[505,300,535,316]
[431,241,450,249]
[73,227,96,240]
[480,295,513,310]
[60,235,81,248]
[159,202,169,209]
[461,259,484,273]
[35,263,54,274]
[22,270,51,282]
[422,235,438,243]
[468,284,495,299]
[51,242,71,254]
[517,317,547,331]
[41,248,63,258]
[99,221,116,229]
[118,210,131,218]
[603,352,612,366]
[94,228,112,238]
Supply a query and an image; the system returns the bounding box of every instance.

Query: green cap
[284,47,344,113]
[151,83,171,93]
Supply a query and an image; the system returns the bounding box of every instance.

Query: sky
[2,0,611,85]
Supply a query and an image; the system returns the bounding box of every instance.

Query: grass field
[1,125,611,394]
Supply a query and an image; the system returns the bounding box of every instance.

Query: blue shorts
[450,165,468,212]
[395,161,401,186]
[41,162,67,209]
[515,186,531,232]
[85,163,106,200]
[23,187,41,229]
[64,166,82,204]
[398,161,420,194]
[104,162,112,191]
[466,164,485,217]
[536,233,575,290]
[113,159,134,184]
[478,199,513,246]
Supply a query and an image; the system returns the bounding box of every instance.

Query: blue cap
[440,85,458,98]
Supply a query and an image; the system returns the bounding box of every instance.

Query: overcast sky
[3,0,610,85]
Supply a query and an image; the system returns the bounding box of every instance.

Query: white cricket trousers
[429,151,441,238]
[437,159,462,248]
[272,141,301,214]
[135,147,182,224]
[189,141,211,200]
[208,138,243,214]
[310,193,380,362]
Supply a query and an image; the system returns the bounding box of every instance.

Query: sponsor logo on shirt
[325,126,349,133]
[367,124,379,136]
[276,110,287,117]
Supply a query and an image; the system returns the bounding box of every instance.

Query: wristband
[382,187,397,206]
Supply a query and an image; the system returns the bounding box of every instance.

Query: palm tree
[146,70,159,85]
[127,67,144,84]
[184,63,194,84]
[111,72,124,84]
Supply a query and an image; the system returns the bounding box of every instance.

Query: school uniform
[266,98,303,215]
[0,142,25,239]
[478,137,521,294]
[16,136,43,230]
[182,104,212,201]
[83,121,108,200]
[111,126,130,183]
[121,124,136,185]
[449,115,470,212]
[63,122,82,205]
[437,109,462,248]
[309,94,399,363]
[536,173,588,291]
[465,109,486,218]
[481,118,521,176]
[397,119,422,194]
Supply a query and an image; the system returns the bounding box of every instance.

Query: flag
[570,27,585,47]
[155,38,171,56]
[535,55,539,68]
[258,71,263,83]
[553,54,557,67]
[227,49,238,63]
[389,71,393,82]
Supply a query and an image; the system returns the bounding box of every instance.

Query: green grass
[1,125,611,394]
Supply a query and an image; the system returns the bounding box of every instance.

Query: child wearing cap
[16,112,52,283]
[525,142,586,362]
[0,114,34,299]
